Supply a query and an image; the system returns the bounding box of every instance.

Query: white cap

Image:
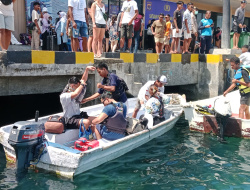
[42,7,48,13]
[157,75,168,84]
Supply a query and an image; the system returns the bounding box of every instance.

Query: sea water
[1,116,250,190]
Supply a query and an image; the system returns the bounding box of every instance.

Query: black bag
[126,116,148,135]
[47,32,59,51]
[27,22,36,30]
[1,0,12,5]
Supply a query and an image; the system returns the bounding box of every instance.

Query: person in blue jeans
[198,11,214,54]
[68,0,88,52]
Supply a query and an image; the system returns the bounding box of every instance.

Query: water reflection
[1,117,250,189]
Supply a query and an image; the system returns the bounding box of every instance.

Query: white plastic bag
[214,97,232,116]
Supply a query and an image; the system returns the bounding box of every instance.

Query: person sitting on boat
[91,92,127,141]
[82,63,128,107]
[144,84,166,126]
[132,75,167,118]
[224,57,250,119]
[60,66,96,131]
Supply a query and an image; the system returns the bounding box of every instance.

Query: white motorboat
[0,94,185,178]
[183,91,250,138]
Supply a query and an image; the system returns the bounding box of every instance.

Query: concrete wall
[0,51,234,101]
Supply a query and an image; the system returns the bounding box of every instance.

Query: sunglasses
[101,99,107,105]
[160,17,164,18]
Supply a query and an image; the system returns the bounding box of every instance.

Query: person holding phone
[198,11,213,54]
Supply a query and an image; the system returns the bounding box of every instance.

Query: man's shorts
[66,112,89,129]
[233,24,242,34]
[240,93,250,105]
[121,24,133,39]
[0,14,14,31]
[73,20,88,38]
[154,37,164,44]
[96,124,125,141]
[184,30,192,39]
[172,28,182,38]
[164,36,170,45]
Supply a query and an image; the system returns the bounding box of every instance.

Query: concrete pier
[0,51,235,100]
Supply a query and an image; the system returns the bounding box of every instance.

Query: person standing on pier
[31,2,42,50]
[151,13,166,54]
[170,1,184,54]
[198,11,213,54]
[68,0,88,52]
[232,0,247,50]
[0,0,16,51]
[119,0,138,52]
[182,3,193,54]
[224,57,250,119]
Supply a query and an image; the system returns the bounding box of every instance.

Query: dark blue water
[1,116,250,190]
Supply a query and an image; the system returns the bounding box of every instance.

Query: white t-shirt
[32,10,40,30]
[0,2,14,16]
[95,3,106,24]
[239,52,250,65]
[68,0,86,22]
[138,81,164,102]
[60,92,80,119]
[121,0,138,25]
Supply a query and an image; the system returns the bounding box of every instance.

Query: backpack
[19,33,31,45]
[134,15,143,32]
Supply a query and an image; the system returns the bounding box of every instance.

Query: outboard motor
[8,120,45,173]
[214,98,232,143]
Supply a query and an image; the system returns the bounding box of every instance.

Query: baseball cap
[57,10,62,15]
[241,0,247,3]
[157,75,168,84]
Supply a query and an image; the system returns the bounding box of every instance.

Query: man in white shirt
[68,0,88,52]
[60,66,95,130]
[0,0,16,51]
[31,2,42,50]
[119,0,138,51]
[239,45,250,65]
[182,3,193,54]
[132,75,167,118]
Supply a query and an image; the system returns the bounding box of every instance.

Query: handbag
[0,0,12,5]
[27,22,36,30]
[147,27,153,35]
[95,2,108,21]
[44,115,66,134]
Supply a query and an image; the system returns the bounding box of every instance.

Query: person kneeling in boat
[224,57,250,119]
[132,75,167,118]
[144,85,165,126]
[60,66,96,131]
[91,92,127,141]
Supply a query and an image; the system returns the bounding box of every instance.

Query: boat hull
[0,95,184,178]
[183,91,250,138]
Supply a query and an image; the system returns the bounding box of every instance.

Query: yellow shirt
[165,21,171,36]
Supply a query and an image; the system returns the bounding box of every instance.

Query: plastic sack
[214,97,232,117]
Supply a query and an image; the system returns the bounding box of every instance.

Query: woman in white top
[91,0,106,58]
[0,0,16,51]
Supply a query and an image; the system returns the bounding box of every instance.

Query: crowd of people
[0,0,248,54]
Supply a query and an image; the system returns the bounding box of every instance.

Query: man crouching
[91,92,127,141]
[60,66,96,133]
